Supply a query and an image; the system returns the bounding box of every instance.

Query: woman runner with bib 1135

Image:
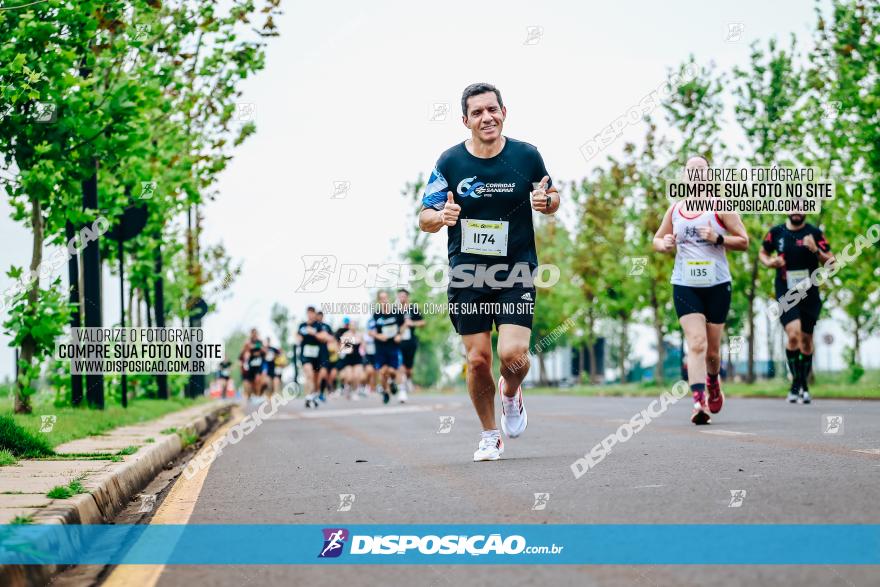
[653,155,749,425]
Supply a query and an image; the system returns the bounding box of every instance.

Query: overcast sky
[1,0,877,380]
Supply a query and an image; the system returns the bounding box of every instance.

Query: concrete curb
[0,400,234,587]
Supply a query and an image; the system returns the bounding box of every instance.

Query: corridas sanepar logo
[457,175,486,198]
[318,528,349,558]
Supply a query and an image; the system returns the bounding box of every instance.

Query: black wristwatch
[545,194,552,210]
[716,234,725,246]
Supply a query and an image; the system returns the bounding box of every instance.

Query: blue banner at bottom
[1,524,878,565]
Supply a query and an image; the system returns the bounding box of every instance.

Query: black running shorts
[777,291,822,334]
[399,341,418,369]
[448,286,536,335]
[672,282,731,324]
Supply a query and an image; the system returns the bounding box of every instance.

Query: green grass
[527,370,880,399]
[10,514,34,525]
[0,397,205,450]
[0,415,54,458]
[46,476,88,499]
[160,427,178,435]
[178,429,198,449]
[116,446,138,456]
[0,448,18,466]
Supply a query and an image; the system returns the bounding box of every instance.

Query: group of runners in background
[219,82,837,462]
[294,289,425,408]
[221,289,424,407]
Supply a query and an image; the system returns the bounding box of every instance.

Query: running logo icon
[520,292,533,301]
[437,416,455,434]
[337,494,355,512]
[728,490,747,508]
[138,494,157,513]
[822,415,844,435]
[628,256,648,276]
[319,528,349,558]
[39,415,57,433]
[532,493,550,510]
[728,336,744,355]
[297,255,338,293]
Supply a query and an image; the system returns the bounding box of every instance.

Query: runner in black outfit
[316,311,334,402]
[396,288,424,402]
[760,213,835,404]
[297,306,331,408]
[368,291,404,404]
[418,82,559,461]
[263,337,282,399]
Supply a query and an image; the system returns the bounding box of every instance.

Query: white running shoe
[499,376,528,438]
[398,385,408,403]
[473,432,504,461]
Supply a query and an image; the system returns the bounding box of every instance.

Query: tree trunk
[585,307,600,384]
[650,285,665,384]
[66,221,84,407]
[746,252,760,383]
[144,283,153,327]
[15,195,44,414]
[619,316,628,383]
[578,344,585,383]
[853,316,862,365]
[538,352,547,386]
[127,278,135,328]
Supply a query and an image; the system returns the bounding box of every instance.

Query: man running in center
[759,213,834,404]
[419,82,559,461]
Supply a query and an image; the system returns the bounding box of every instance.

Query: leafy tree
[531,214,579,384]
[807,0,880,375]
[731,35,808,381]
[400,174,453,387]
[270,303,291,351]
[631,119,677,383]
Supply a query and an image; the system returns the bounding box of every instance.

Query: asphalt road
[143,391,879,587]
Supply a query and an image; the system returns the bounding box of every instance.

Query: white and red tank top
[670,203,731,287]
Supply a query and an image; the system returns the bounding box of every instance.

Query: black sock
[785,348,800,387]
[799,353,813,391]
[691,383,706,398]
[708,372,719,384]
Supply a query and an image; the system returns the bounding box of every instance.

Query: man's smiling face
[463,91,506,142]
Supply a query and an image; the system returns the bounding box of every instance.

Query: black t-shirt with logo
[762,223,831,298]
[297,321,325,360]
[422,137,552,278]
[264,346,279,366]
[246,347,265,373]
[297,321,321,347]
[368,311,405,349]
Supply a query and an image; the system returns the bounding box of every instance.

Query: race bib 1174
[461,219,508,256]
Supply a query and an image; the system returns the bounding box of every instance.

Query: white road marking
[700,429,756,437]
[852,448,880,455]
[274,403,463,420]
[631,484,665,489]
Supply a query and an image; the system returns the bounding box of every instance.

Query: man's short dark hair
[397,288,409,295]
[306,306,316,312]
[461,83,503,116]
